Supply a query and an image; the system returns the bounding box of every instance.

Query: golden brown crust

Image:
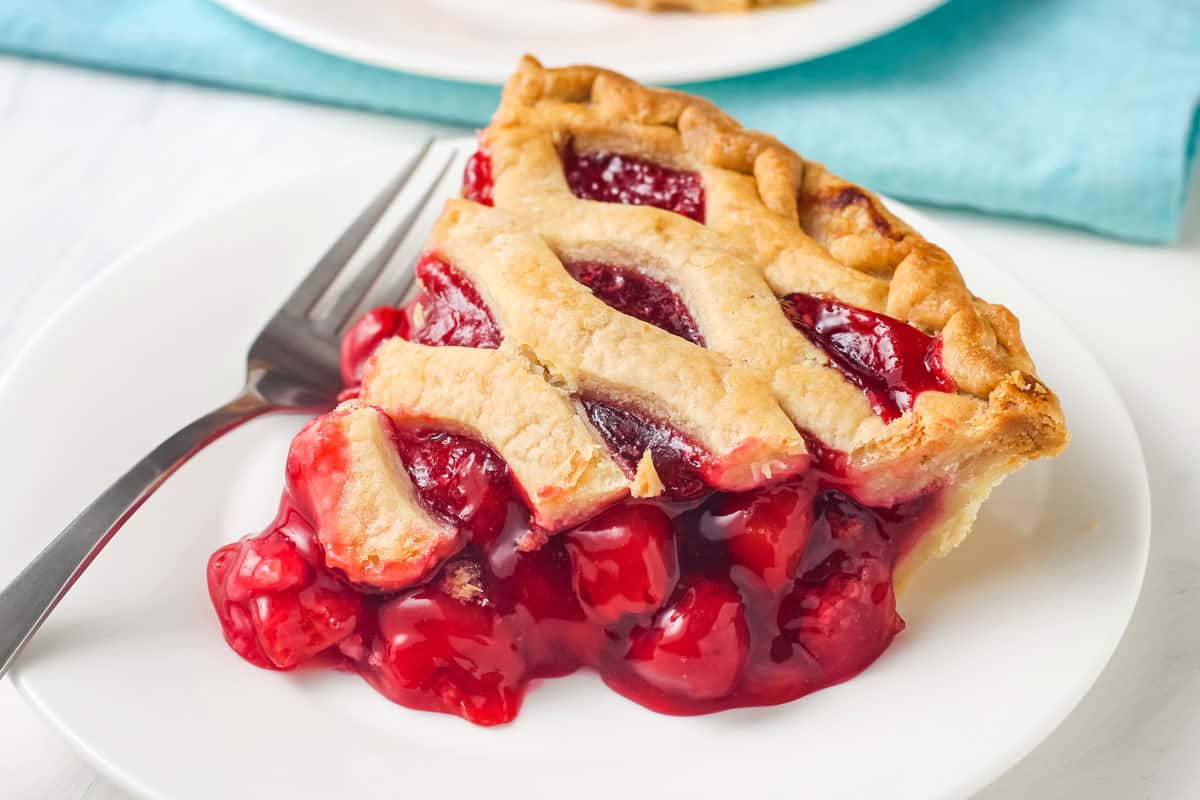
[484,55,1068,512]
[290,404,461,590]
[335,57,1067,589]
[427,199,810,491]
[440,560,486,603]
[361,337,632,530]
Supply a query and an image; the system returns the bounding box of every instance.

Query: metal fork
[0,138,463,679]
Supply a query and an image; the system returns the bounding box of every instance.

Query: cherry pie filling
[208,153,959,726]
[781,293,954,422]
[563,141,706,222]
[461,149,494,207]
[463,145,705,222]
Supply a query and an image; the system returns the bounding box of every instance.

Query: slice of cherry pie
[208,56,1068,726]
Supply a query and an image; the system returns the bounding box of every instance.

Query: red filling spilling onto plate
[210,246,949,726]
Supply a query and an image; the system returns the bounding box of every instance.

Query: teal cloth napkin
[1,0,1197,242]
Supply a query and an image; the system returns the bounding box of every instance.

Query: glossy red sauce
[567,261,704,346]
[461,148,494,207]
[781,293,955,422]
[389,427,513,547]
[581,399,710,500]
[340,253,500,385]
[210,438,937,724]
[211,215,948,725]
[561,142,705,223]
[460,144,704,222]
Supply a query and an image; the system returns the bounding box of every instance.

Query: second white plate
[3,147,1148,800]
[213,0,950,85]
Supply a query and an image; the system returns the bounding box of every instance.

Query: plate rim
[209,0,951,85]
[2,154,1151,800]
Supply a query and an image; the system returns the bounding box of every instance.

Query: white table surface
[0,54,1196,800]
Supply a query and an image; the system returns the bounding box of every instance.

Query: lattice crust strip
[479,56,1067,504]
[360,199,815,530]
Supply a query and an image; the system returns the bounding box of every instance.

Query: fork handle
[0,388,271,680]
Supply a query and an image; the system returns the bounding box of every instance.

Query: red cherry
[251,585,362,669]
[406,254,502,349]
[488,534,595,672]
[340,306,407,386]
[775,492,904,677]
[391,428,514,546]
[462,149,494,206]
[226,529,313,598]
[207,524,362,670]
[208,544,272,669]
[503,542,587,625]
[626,576,749,700]
[777,550,902,678]
[565,261,704,346]
[702,483,816,592]
[363,585,526,726]
[580,400,710,500]
[338,256,501,387]
[780,293,955,422]
[562,142,705,223]
[564,504,679,625]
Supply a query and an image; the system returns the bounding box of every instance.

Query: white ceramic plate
[3,145,1148,800]
[211,0,950,85]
